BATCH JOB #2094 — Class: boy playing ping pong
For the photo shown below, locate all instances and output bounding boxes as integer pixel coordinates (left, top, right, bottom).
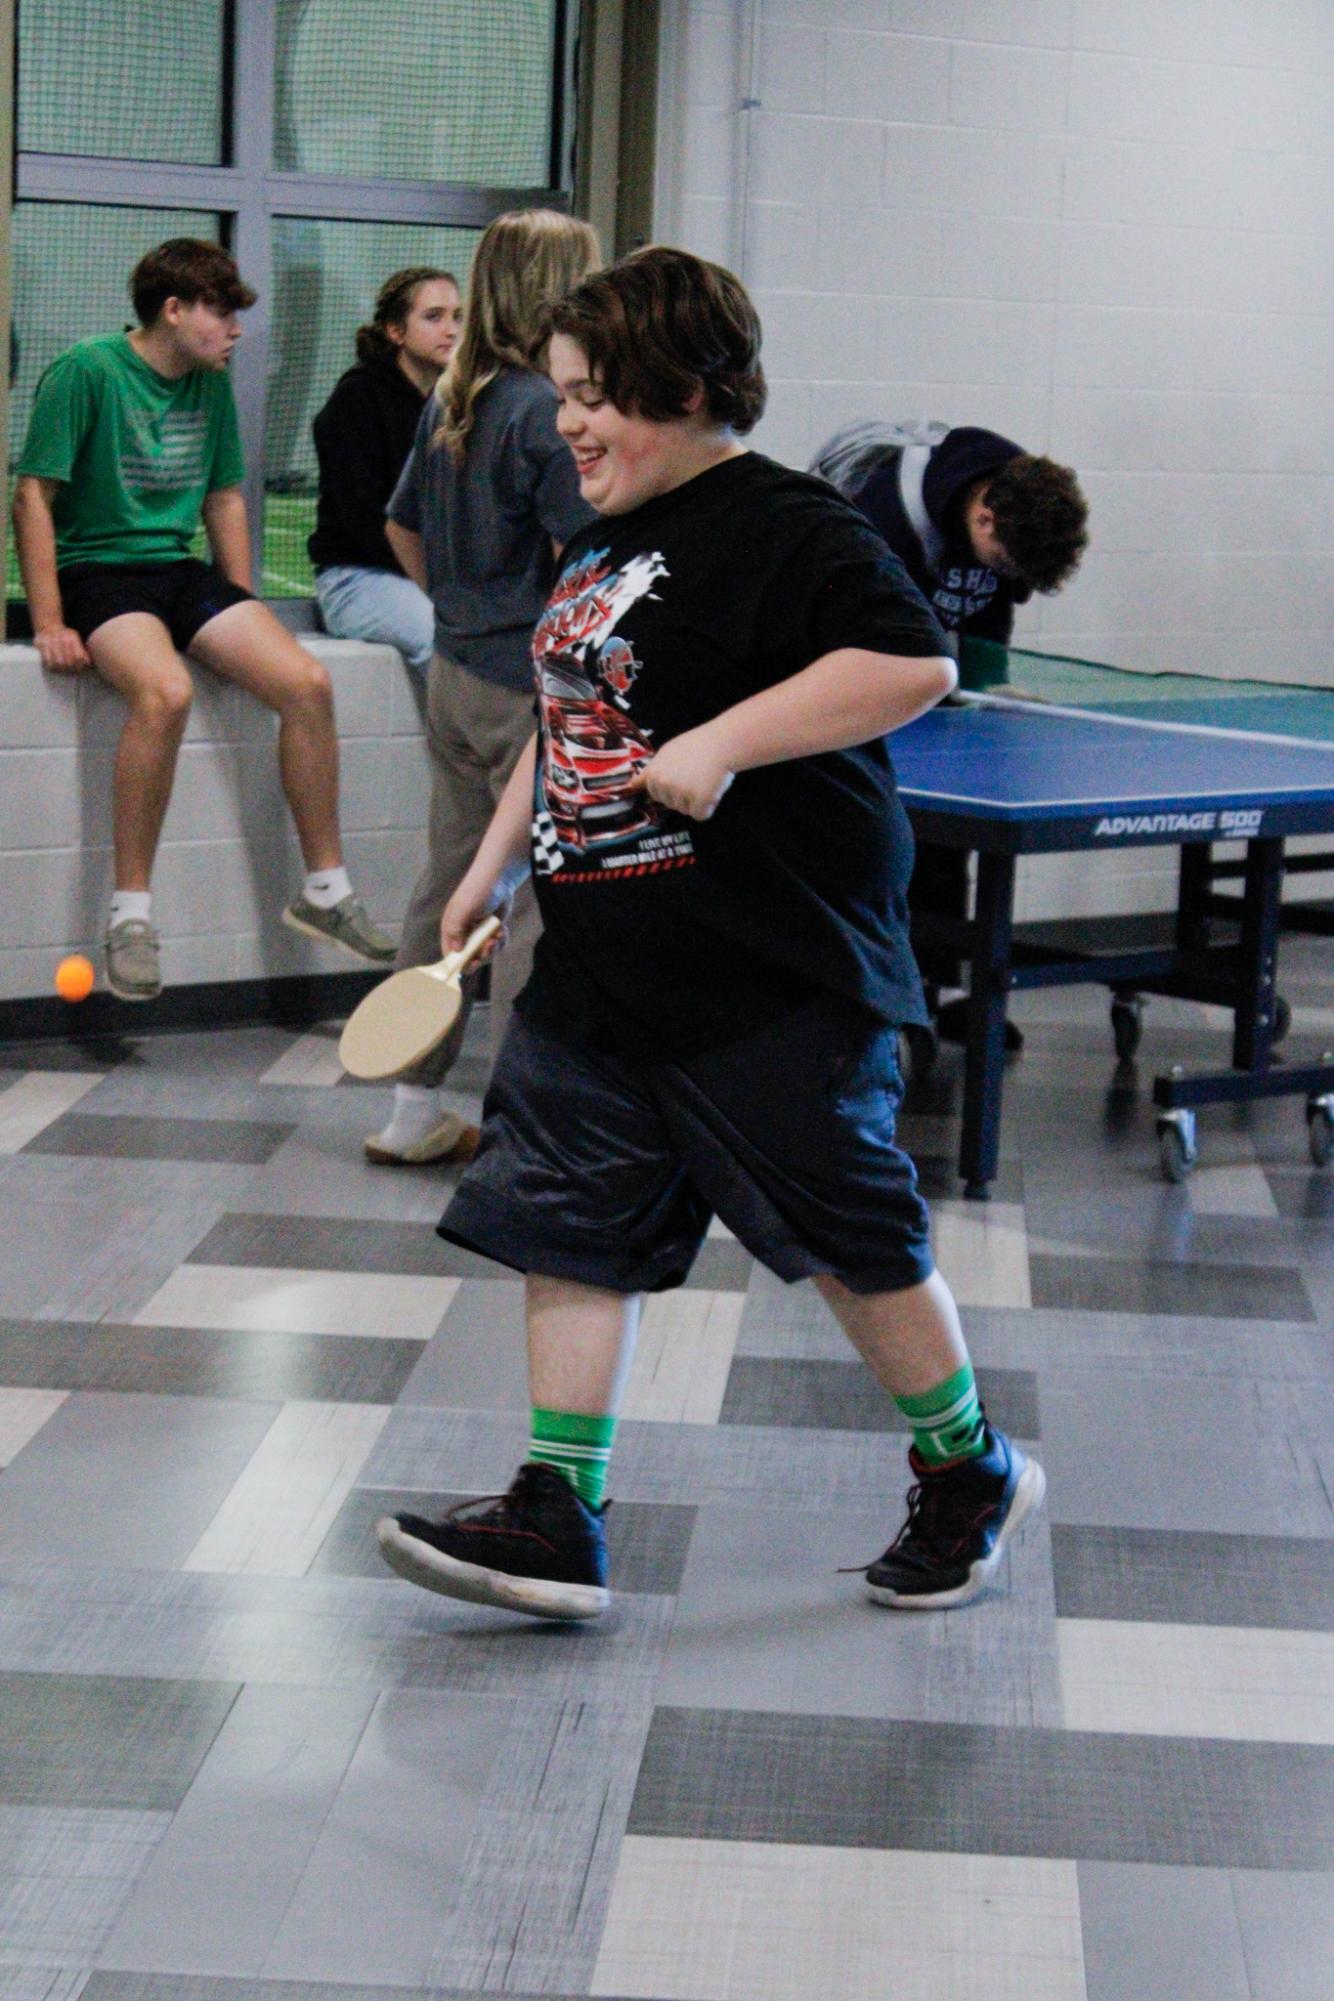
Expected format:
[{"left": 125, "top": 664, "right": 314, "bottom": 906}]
[{"left": 377, "top": 246, "right": 1044, "bottom": 1621}]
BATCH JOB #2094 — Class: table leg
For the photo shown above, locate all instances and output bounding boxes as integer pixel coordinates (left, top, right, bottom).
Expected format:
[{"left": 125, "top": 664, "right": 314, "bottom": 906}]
[
  {"left": 1232, "top": 836, "right": 1284, "bottom": 1071},
  {"left": 959, "top": 850, "right": 1016, "bottom": 1199}
]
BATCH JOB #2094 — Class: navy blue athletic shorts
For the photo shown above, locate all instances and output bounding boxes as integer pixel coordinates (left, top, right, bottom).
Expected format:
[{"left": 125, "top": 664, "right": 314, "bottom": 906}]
[
  {"left": 439, "top": 996, "right": 935, "bottom": 1297},
  {"left": 59, "top": 559, "right": 254, "bottom": 651}
]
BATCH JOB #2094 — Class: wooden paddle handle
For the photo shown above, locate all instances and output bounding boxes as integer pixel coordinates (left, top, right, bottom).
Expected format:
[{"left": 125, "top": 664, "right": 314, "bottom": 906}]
[{"left": 428, "top": 913, "right": 502, "bottom": 984}]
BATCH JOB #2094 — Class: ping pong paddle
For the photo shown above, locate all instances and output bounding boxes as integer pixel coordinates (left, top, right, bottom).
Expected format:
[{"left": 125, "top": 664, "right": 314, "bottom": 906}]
[{"left": 339, "top": 915, "right": 501, "bottom": 1081}]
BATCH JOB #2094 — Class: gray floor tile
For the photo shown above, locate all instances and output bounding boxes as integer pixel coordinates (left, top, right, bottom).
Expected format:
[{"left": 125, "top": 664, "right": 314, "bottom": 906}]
[
  {"left": 0, "top": 1675, "right": 238, "bottom": 1811},
  {"left": 655, "top": 1499, "right": 1059, "bottom": 1727},
  {"left": 1077, "top": 1861, "right": 1251, "bottom": 2001},
  {"left": 0, "top": 1807, "right": 171, "bottom": 1969},
  {"left": 311, "top": 1487, "right": 698, "bottom": 1596},
  {"left": 100, "top": 1685, "right": 377, "bottom": 1977},
  {"left": 23, "top": 1115, "right": 295, "bottom": 1167},
  {"left": 1039, "top": 1366, "right": 1334, "bottom": 1536},
  {"left": 0, "top": 1322, "right": 424, "bottom": 1404},
  {"left": 0, "top": 1970, "right": 97, "bottom": 2000},
  {"left": 735, "top": 1264, "right": 851, "bottom": 1362},
  {"left": 78, "top": 1983, "right": 599, "bottom": 2001},
  {"left": 0, "top": 1562, "right": 676, "bottom": 1704},
  {"left": 397, "top": 1282, "right": 529, "bottom": 1409},
  {"left": 186, "top": 1213, "right": 493, "bottom": 1280},
  {"left": 1053, "top": 1525, "right": 1334, "bottom": 1631},
  {"left": 0, "top": 1178, "right": 241, "bottom": 1325},
  {"left": 718, "top": 1357, "right": 1040, "bottom": 1437},
  {"left": 628, "top": 1706, "right": 1334, "bottom": 1868},
  {"left": 1230, "top": 1866, "right": 1334, "bottom": 2001},
  {"left": 1029, "top": 1251, "right": 1314, "bottom": 1322},
  {"left": 959, "top": 1303, "right": 1331, "bottom": 1382},
  {"left": 913, "top": 1152, "right": 1024, "bottom": 1202},
  {"left": 0, "top": 1394, "right": 278, "bottom": 1569}
]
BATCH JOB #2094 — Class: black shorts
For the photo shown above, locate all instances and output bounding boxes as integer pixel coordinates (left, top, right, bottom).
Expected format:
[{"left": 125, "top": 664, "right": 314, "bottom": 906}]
[
  {"left": 439, "top": 997, "right": 935, "bottom": 1297},
  {"left": 59, "top": 559, "right": 254, "bottom": 651}
]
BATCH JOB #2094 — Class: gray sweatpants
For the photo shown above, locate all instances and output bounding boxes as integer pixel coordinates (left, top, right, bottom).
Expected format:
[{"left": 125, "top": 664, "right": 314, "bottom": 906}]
[{"left": 395, "top": 652, "right": 539, "bottom": 1087}]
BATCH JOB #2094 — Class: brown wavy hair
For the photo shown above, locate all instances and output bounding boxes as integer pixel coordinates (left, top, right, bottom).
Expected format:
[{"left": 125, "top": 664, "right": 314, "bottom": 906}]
[
  {"left": 543, "top": 245, "right": 767, "bottom": 433},
  {"left": 355, "top": 267, "right": 457, "bottom": 365},
  {"left": 984, "top": 456, "right": 1089, "bottom": 593},
  {"left": 434, "top": 209, "right": 601, "bottom": 459},
  {"left": 130, "top": 239, "right": 256, "bottom": 325}
]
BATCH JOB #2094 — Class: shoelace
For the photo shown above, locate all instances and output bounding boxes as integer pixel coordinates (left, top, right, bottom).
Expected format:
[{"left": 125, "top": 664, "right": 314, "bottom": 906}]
[{"left": 838, "top": 1479, "right": 998, "bottom": 1575}]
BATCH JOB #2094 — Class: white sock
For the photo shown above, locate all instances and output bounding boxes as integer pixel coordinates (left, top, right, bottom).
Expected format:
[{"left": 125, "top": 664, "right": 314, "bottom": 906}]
[
  {"left": 377, "top": 1084, "right": 446, "bottom": 1151},
  {"left": 303, "top": 866, "right": 352, "bottom": 910},
  {"left": 109, "top": 890, "right": 152, "bottom": 928}
]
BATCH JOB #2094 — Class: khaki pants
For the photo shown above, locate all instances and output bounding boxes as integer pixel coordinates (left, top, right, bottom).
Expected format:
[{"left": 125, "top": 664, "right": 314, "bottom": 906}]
[{"left": 396, "top": 652, "right": 539, "bottom": 1086}]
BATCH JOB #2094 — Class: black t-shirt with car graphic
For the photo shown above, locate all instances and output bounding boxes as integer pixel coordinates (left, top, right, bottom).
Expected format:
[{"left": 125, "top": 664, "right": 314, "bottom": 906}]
[{"left": 518, "top": 450, "right": 949, "bottom": 1059}]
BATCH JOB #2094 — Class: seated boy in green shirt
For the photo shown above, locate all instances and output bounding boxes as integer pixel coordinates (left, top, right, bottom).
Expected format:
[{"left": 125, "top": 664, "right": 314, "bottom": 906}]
[{"left": 13, "top": 237, "right": 393, "bottom": 1000}]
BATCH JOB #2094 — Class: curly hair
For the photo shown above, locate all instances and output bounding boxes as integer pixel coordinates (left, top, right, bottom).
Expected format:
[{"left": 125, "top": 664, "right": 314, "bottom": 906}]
[
  {"left": 983, "top": 455, "right": 1089, "bottom": 593},
  {"left": 355, "top": 267, "right": 457, "bottom": 366},
  {"left": 543, "top": 245, "right": 767, "bottom": 434}
]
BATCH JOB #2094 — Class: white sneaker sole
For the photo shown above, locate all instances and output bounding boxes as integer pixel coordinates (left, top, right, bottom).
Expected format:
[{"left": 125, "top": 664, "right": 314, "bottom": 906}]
[
  {"left": 866, "top": 1457, "right": 1047, "bottom": 1611},
  {"left": 375, "top": 1517, "right": 609, "bottom": 1621},
  {"left": 363, "top": 1119, "right": 478, "bottom": 1166},
  {"left": 281, "top": 905, "right": 394, "bottom": 966}
]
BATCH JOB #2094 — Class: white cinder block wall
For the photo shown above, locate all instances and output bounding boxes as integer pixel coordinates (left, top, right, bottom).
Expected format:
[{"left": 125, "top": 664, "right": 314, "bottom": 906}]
[{"left": 654, "top": 0, "right": 1334, "bottom": 920}]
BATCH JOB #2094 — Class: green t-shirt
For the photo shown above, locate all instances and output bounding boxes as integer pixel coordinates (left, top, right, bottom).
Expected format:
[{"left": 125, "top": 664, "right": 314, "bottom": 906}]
[{"left": 16, "top": 332, "right": 246, "bottom": 568}]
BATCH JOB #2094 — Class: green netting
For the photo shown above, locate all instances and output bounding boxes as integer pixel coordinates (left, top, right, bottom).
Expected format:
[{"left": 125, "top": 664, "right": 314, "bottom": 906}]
[
  {"left": 1002, "top": 649, "right": 1334, "bottom": 744},
  {"left": 274, "top": 0, "right": 557, "bottom": 184},
  {"left": 18, "top": 0, "right": 226, "bottom": 164}
]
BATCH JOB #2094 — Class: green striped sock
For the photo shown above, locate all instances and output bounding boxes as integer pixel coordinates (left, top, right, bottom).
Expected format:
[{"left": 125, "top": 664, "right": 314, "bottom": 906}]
[
  {"left": 894, "top": 1362, "right": 986, "bottom": 1468},
  {"left": 528, "top": 1407, "right": 618, "bottom": 1510}
]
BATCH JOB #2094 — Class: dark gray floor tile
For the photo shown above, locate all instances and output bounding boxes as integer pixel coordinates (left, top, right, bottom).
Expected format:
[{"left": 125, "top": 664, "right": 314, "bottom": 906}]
[
  {"left": 1029, "top": 1252, "right": 1314, "bottom": 1322},
  {"left": 958, "top": 1303, "right": 1331, "bottom": 1384},
  {"left": 0, "top": 1804, "right": 171, "bottom": 1968},
  {"left": 186, "top": 1213, "right": 494, "bottom": 1279},
  {"left": 1052, "top": 1524, "right": 1334, "bottom": 1631},
  {"left": 0, "top": 1674, "right": 238, "bottom": 1811},
  {"left": 719, "top": 1357, "right": 1039, "bottom": 1437},
  {"left": 1230, "top": 1866, "right": 1334, "bottom": 2001},
  {"left": 684, "top": 1239, "right": 754, "bottom": 1290},
  {"left": 627, "top": 1707, "right": 1334, "bottom": 1868},
  {"left": 311, "top": 1486, "right": 698, "bottom": 1596},
  {"left": 1077, "top": 1862, "right": 1250, "bottom": 2001},
  {"left": 398, "top": 1282, "right": 528, "bottom": 1409},
  {"left": 912, "top": 1153, "right": 1024, "bottom": 1202},
  {"left": 0, "top": 1321, "right": 424, "bottom": 1404},
  {"left": 80, "top": 1983, "right": 603, "bottom": 2001},
  {"left": 23, "top": 1114, "right": 295, "bottom": 1165},
  {"left": 1265, "top": 1168, "right": 1334, "bottom": 1222},
  {"left": 100, "top": 1685, "right": 378, "bottom": 1977},
  {"left": 0, "top": 1394, "right": 278, "bottom": 1568}
]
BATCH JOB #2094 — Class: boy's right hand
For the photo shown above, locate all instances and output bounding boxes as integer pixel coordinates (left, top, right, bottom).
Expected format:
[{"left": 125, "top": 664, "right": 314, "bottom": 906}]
[
  {"left": 35, "top": 625, "right": 92, "bottom": 673},
  {"left": 441, "top": 880, "right": 511, "bottom": 962}
]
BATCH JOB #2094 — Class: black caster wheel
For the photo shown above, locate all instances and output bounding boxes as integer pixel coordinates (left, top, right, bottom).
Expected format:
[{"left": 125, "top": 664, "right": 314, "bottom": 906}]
[
  {"left": 1156, "top": 1111, "right": 1197, "bottom": 1183},
  {"left": 1308, "top": 1097, "right": 1334, "bottom": 1168},
  {"left": 1111, "top": 995, "right": 1143, "bottom": 1063}
]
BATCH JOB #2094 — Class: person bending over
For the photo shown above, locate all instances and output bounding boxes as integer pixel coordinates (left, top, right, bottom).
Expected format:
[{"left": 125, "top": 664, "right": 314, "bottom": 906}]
[
  {"left": 364, "top": 208, "right": 600, "bottom": 1167},
  {"left": 812, "top": 419, "right": 1089, "bottom": 1050},
  {"left": 13, "top": 237, "right": 393, "bottom": 1002},
  {"left": 375, "top": 246, "right": 1046, "bottom": 1623},
  {"left": 309, "top": 265, "right": 462, "bottom": 686}
]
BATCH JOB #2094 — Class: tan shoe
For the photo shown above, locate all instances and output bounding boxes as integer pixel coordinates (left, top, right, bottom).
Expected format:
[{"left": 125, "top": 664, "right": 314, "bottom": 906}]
[
  {"left": 364, "top": 1111, "right": 479, "bottom": 1166},
  {"left": 105, "top": 919, "right": 162, "bottom": 1001},
  {"left": 283, "top": 891, "right": 395, "bottom": 964}
]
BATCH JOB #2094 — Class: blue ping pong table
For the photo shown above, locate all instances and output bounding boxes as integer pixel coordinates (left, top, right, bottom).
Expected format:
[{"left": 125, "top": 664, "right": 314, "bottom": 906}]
[{"left": 892, "top": 696, "right": 1334, "bottom": 1196}]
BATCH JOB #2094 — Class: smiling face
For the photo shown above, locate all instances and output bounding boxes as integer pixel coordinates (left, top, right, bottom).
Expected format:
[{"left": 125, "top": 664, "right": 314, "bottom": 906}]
[
  {"left": 391, "top": 277, "right": 463, "bottom": 377},
  {"left": 549, "top": 331, "right": 736, "bottom": 516}
]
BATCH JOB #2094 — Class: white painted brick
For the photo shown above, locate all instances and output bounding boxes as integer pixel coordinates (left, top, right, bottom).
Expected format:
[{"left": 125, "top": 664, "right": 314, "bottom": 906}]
[
  {"left": 682, "top": 195, "right": 736, "bottom": 265},
  {"left": 158, "top": 932, "right": 244, "bottom": 989},
  {"left": 319, "top": 642, "right": 397, "bottom": 739},
  {"left": 750, "top": 379, "right": 816, "bottom": 471},
  {"left": 941, "top": 213, "right": 1060, "bottom": 302},
  {"left": 683, "top": 2, "right": 735, "bottom": 108},
  {"left": 893, "top": 0, "right": 1072, "bottom": 47},
  {"left": 816, "top": 205, "right": 940, "bottom": 294},
  {"left": 683, "top": 105, "right": 738, "bottom": 196},
  {"left": 758, "top": 20, "right": 826, "bottom": 115},
  {"left": 824, "top": 30, "right": 952, "bottom": 124},
  {"left": 0, "top": 750, "right": 82, "bottom": 851},
  {"left": 386, "top": 738, "right": 433, "bottom": 830},
  {"left": 1048, "top": 387, "right": 1334, "bottom": 477},
  {"left": 883, "top": 123, "right": 1066, "bottom": 216},
  {"left": 765, "top": 0, "right": 897, "bottom": 30},
  {"left": 387, "top": 663, "right": 427, "bottom": 738},
  {"left": 1070, "top": 0, "right": 1334, "bottom": 70},
  {"left": 751, "top": 112, "right": 883, "bottom": 206},
  {"left": 756, "top": 288, "right": 882, "bottom": 382},
  {"left": 1, "top": 655, "right": 80, "bottom": 747},
  {"left": 3, "top": 848, "right": 107, "bottom": 949},
  {"left": 879, "top": 297, "right": 1056, "bottom": 387},
  {"left": 745, "top": 201, "right": 824, "bottom": 289},
  {"left": 948, "top": 42, "right": 1070, "bottom": 132}
]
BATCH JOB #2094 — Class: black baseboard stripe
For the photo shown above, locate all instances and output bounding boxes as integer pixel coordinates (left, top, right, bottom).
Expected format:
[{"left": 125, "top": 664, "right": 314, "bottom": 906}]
[{"left": 0, "top": 969, "right": 382, "bottom": 1048}]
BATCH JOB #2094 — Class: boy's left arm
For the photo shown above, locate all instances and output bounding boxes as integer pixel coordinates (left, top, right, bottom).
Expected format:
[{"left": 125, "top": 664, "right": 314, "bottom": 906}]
[
  {"left": 202, "top": 485, "right": 253, "bottom": 592},
  {"left": 636, "top": 646, "right": 957, "bottom": 821}
]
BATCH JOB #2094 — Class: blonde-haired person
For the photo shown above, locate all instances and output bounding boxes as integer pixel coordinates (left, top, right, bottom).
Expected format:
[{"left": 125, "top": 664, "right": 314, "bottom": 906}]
[
  {"left": 310, "top": 266, "right": 462, "bottom": 685},
  {"left": 370, "top": 208, "right": 600, "bottom": 1165}
]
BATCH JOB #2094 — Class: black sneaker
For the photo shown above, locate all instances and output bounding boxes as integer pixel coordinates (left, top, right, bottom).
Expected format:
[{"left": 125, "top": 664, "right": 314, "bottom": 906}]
[
  {"left": 863, "top": 1424, "right": 1045, "bottom": 1610},
  {"left": 375, "top": 1462, "right": 609, "bottom": 1621}
]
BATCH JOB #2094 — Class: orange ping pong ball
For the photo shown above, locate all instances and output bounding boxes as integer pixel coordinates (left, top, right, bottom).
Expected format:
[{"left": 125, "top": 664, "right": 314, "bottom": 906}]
[{"left": 55, "top": 954, "right": 96, "bottom": 1003}]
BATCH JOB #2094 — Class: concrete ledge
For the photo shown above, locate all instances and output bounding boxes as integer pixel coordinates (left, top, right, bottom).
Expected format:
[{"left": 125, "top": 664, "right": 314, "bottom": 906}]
[{"left": 0, "top": 637, "right": 428, "bottom": 1006}]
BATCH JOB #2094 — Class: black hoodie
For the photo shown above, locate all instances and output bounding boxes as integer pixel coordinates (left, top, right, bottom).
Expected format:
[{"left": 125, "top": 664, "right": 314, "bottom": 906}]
[
  {"left": 850, "top": 425, "right": 1030, "bottom": 644},
  {"left": 308, "top": 353, "right": 428, "bottom": 574}
]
